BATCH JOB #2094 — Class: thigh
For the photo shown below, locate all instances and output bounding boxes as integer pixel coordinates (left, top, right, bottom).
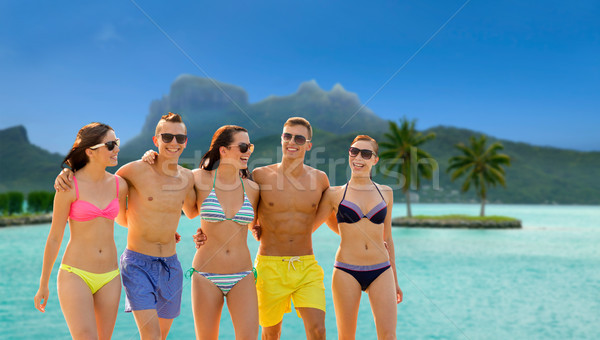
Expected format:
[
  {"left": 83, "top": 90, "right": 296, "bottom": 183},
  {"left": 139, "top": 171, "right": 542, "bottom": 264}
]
[
  {"left": 291, "top": 261, "right": 325, "bottom": 312},
  {"left": 331, "top": 268, "right": 362, "bottom": 339},
  {"left": 226, "top": 274, "right": 259, "bottom": 340},
  {"left": 261, "top": 321, "right": 283, "bottom": 340},
  {"left": 132, "top": 309, "right": 161, "bottom": 340},
  {"left": 255, "top": 260, "right": 292, "bottom": 328},
  {"left": 296, "top": 307, "right": 326, "bottom": 340},
  {"left": 121, "top": 255, "right": 157, "bottom": 313},
  {"left": 93, "top": 274, "right": 121, "bottom": 340},
  {"left": 191, "top": 273, "right": 225, "bottom": 340},
  {"left": 157, "top": 256, "right": 183, "bottom": 319},
  {"left": 57, "top": 269, "right": 98, "bottom": 339},
  {"left": 366, "top": 269, "right": 397, "bottom": 338},
  {"left": 158, "top": 317, "right": 174, "bottom": 340}
]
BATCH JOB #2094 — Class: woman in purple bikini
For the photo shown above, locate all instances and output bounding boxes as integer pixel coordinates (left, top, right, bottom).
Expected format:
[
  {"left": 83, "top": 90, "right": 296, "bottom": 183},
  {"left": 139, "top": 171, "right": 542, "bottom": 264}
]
[{"left": 315, "top": 135, "right": 402, "bottom": 339}]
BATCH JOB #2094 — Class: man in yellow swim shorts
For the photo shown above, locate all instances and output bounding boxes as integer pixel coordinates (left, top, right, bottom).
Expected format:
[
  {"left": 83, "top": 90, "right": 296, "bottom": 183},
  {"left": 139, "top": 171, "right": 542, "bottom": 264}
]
[{"left": 251, "top": 117, "right": 330, "bottom": 339}]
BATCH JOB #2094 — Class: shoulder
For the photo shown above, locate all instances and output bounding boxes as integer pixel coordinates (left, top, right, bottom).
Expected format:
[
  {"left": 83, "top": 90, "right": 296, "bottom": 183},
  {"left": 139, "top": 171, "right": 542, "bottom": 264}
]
[
  {"left": 55, "top": 185, "right": 77, "bottom": 203},
  {"left": 193, "top": 168, "right": 213, "bottom": 191},
  {"left": 113, "top": 174, "right": 128, "bottom": 196},
  {"left": 179, "top": 166, "right": 194, "bottom": 179},
  {"left": 325, "top": 185, "right": 344, "bottom": 201},
  {"left": 304, "top": 165, "right": 328, "bottom": 181},
  {"left": 243, "top": 178, "right": 260, "bottom": 192},
  {"left": 374, "top": 183, "right": 394, "bottom": 201},
  {"left": 116, "top": 160, "right": 147, "bottom": 177},
  {"left": 252, "top": 164, "right": 276, "bottom": 182}
]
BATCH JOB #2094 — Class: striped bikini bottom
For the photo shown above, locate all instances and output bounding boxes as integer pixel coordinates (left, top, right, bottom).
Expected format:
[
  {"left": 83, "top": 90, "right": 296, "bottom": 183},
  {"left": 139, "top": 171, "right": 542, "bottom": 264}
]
[{"left": 186, "top": 268, "right": 256, "bottom": 296}]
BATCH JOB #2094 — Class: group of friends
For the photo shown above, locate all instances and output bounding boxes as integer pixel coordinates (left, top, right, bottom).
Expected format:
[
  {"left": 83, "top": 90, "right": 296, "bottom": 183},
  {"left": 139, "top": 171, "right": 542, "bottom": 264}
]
[{"left": 34, "top": 113, "right": 403, "bottom": 340}]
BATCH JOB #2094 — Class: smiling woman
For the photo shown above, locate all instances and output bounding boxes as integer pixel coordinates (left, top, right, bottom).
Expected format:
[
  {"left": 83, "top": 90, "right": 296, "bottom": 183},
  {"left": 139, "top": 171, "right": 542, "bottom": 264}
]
[
  {"left": 185, "top": 125, "right": 260, "bottom": 339},
  {"left": 313, "top": 134, "right": 402, "bottom": 339},
  {"left": 34, "top": 122, "right": 128, "bottom": 339}
]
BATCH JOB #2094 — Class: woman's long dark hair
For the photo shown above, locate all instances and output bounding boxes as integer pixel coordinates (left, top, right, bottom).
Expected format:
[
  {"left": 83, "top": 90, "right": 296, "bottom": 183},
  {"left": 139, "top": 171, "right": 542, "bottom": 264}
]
[
  {"left": 62, "top": 123, "right": 113, "bottom": 172},
  {"left": 199, "top": 125, "right": 249, "bottom": 178}
]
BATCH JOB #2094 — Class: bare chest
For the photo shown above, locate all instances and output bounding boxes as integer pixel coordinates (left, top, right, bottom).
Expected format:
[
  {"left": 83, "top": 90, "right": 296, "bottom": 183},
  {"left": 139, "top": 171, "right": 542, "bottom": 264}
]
[
  {"left": 130, "top": 173, "right": 189, "bottom": 209},
  {"left": 259, "top": 180, "right": 322, "bottom": 214}
]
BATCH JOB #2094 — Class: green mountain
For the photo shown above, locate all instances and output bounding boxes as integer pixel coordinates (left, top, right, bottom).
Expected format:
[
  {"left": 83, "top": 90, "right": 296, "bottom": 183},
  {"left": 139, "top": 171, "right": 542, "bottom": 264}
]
[
  {"left": 0, "top": 126, "right": 64, "bottom": 193},
  {"left": 249, "top": 126, "right": 600, "bottom": 205},
  {"left": 1, "top": 75, "right": 599, "bottom": 204},
  {"left": 119, "top": 75, "right": 389, "bottom": 161}
]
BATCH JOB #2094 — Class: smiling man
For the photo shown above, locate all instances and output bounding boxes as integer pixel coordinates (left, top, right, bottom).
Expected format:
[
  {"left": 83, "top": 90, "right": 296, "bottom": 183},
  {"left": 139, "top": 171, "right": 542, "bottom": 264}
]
[
  {"left": 56, "top": 113, "right": 196, "bottom": 340},
  {"left": 250, "top": 117, "right": 330, "bottom": 340}
]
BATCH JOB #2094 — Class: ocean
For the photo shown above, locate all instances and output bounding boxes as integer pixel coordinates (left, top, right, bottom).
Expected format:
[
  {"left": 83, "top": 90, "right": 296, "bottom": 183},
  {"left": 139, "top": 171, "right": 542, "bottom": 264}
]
[{"left": 1, "top": 204, "right": 599, "bottom": 339}]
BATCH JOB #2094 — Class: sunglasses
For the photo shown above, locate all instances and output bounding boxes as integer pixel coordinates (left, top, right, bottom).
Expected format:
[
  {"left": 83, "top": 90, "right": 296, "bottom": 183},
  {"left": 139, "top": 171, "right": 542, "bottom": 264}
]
[
  {"left": 160, "top": 133, "right": 187, "bottom": 144},
  {"left": 281, "top": 133, "right": 310, "bottom": 146},
  {"left": 90, "top": 139, "right": 120, "bottom": 151},
  {"left": 349, "top": 147, "right": 376, "bottom": 160},
  {"left": 228, "top": 142, "right": 254, "bottom": 153}
]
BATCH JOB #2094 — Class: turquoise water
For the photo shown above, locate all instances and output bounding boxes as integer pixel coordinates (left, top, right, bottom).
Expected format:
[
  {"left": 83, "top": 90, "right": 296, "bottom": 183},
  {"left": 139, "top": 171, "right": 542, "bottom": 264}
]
[{"left": 1, "top": 204, "right": 599, "bottom": 339}]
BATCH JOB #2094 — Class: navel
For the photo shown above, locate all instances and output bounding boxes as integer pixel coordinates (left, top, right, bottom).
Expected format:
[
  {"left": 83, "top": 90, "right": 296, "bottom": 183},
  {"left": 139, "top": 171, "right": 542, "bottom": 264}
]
[
  {"left": 148, "top": 197, "right": 153, "bottom": 201},
  {"left": 268, "top": 202, "right": 274, "bottom": 206},
  {"left": 365, "top": 244, "right": 368, "bottom": 250}
]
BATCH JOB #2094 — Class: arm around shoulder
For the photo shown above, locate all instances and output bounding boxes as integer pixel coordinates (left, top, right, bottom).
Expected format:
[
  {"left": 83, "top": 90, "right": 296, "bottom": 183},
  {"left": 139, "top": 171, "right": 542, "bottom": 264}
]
[
  {"left": 115, "top": 175, "right": 129, "bottom": 227},
  {"left": 182, "top": 169, "right": 198, "bottom": 219}
]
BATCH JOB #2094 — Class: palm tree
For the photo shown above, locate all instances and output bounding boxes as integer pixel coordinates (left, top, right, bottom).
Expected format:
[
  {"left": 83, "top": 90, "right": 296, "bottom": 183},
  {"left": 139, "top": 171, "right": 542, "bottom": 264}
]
[
  {"left": 379, "top": 118, "right": 436, "bottom": 217},
  {"left": 447, "top": 135, "right": 511, "bottom": 216}
]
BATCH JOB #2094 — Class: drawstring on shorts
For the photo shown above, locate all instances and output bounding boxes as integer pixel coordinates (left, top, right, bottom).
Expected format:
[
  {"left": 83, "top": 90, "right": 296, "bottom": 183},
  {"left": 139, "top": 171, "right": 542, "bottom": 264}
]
[{"left": 282, "top": 256, "right": 301, "bottom": 271}]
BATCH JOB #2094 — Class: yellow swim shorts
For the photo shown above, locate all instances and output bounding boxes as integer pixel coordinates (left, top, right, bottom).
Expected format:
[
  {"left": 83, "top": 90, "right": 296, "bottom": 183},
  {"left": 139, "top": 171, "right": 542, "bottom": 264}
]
[{"left": 254, "top": 254, "right": 326, "bottom": 327}]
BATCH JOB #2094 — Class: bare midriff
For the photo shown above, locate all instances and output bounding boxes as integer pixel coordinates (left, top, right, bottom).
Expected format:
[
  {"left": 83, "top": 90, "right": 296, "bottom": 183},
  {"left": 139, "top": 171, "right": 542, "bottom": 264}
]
[{"left": 61, "top": 218, "right": 118, "bottom": 272}]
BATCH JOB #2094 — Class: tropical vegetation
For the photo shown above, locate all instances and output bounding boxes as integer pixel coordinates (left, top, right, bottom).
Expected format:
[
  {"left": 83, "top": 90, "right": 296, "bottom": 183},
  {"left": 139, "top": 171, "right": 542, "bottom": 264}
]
[
  {"left": 379, "top": 118, "right": 436, "bottom": 217},
  {"left": 447, "top": 135, "right": 511, "bottom": 216}
]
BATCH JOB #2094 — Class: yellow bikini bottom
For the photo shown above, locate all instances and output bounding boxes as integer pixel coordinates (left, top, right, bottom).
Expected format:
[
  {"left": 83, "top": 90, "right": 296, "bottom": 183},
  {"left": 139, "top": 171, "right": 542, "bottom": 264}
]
[{"left": 60, "top": 264, "right": 120, "bottom": 294}]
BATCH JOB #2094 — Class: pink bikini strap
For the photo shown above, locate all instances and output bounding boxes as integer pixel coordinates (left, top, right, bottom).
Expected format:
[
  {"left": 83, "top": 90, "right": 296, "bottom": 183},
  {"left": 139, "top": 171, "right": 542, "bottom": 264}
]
[{"left": 73, "top": 176, "right": 80, "bottom": 200}]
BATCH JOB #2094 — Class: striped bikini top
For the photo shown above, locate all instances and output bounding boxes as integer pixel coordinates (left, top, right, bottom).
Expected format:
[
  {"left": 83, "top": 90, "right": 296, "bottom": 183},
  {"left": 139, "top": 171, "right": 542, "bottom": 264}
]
[{"left": 200, "top": 170, "right": 255, "bottom": 225}]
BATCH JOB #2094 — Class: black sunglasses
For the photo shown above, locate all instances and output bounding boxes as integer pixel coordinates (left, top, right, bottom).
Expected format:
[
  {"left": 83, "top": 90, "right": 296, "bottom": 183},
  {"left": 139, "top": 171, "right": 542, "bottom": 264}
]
[
  {"left": 90, "top": 139, "right": 120, "bottom": 151},
  {"left": 349, "top": 147, "right": 376, "bottom": 160},
  {"left": 160, "top": 133, "right": 187, "bottom": 144},
  {"left": 281, "top": 133, "right": 310, "bottom": 145},
  {"left": 228, "top": 142, "right": 254, "bottom": 153}
]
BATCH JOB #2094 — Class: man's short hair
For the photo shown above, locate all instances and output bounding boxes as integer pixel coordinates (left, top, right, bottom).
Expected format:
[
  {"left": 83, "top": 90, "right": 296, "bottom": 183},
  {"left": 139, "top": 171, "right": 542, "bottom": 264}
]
[
  {"left": 155, "top": 112, "right": 187, "bottom": 135},
  {"left": 283, "top": 117, "right": 312, "bottom": 140}
]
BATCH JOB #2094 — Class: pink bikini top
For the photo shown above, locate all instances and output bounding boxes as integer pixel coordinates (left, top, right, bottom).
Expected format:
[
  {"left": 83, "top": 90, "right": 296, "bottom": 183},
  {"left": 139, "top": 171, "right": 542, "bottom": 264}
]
[{"left": 69, "top": 175, "right": 120, "bottom": 222}]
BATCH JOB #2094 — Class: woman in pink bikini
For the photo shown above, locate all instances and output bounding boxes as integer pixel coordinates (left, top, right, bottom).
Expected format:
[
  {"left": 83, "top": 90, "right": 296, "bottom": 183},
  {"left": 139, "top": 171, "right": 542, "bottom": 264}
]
[
  {"left": 315, "top": 135, "right": 402, "bottom": 339},
  {"left": 34, "top": 122, "right": 128, "bottom": 339}
]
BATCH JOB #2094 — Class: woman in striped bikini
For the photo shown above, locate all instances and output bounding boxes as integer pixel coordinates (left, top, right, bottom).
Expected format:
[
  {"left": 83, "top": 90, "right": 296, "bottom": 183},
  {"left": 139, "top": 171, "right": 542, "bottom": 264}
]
[
  {"left": 314, "top": 135, "right": 402, "bottom": 339},
  {"left": 189, "top": 125, "right": 260, "bottom": 339}
]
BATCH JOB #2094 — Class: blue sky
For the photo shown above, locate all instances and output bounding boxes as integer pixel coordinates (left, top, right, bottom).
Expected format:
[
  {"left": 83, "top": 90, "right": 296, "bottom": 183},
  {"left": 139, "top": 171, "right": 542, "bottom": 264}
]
[{"left": 1, "top": 0, "right": 598, "bottom": 153}]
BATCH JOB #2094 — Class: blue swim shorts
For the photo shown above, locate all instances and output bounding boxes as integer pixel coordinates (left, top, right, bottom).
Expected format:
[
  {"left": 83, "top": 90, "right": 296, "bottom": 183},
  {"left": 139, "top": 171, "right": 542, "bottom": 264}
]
[{"left": 120, "top": 248, "right": 183, "bottom": 319}]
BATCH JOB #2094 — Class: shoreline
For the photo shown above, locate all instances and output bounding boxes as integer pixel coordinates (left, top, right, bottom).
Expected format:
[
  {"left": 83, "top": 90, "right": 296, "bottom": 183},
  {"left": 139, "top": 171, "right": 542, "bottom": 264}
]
[
  {"left": 0, "top": 213, "right": 52, "bottom": 227},
  {"left": 392, "top": 217, "right": 522, "bottom": 229}
]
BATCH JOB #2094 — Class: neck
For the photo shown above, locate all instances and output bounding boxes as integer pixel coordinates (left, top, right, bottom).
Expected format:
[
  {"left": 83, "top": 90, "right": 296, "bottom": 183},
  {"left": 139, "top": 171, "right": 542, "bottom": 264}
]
[
  {"left": 78, "top": 163, "right": 106, "bottom": 181},
  {"left": 349, "top": 174, "right": 372, "bottom": 189},
  {"left": 280, "top": 157, "right": 305, "bottom": 177},
  {"left": 155, "top": 154, "right": 179, "bottom": 176},
  {"left": 216, "top": 163, "right": 240, "bottom": 184}
]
